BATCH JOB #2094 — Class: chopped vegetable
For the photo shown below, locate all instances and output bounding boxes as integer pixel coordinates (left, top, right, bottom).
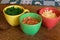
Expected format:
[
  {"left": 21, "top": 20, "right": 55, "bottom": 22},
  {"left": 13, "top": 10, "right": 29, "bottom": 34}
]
[
  {"left": 5, "top": 7, "right": 24, "bottom": 15},
  {"left": 22, "top": 16, "right": 39, "bottom": 25},
  {"left": 42, "top": 10, "right": 57, "bottom": 18}
]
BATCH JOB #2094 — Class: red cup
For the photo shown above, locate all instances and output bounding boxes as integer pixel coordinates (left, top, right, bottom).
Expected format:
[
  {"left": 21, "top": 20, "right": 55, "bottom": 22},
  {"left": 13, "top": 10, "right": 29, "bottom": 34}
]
[{"left": 38, "top": 7, "right": 60, "bottom": 29}]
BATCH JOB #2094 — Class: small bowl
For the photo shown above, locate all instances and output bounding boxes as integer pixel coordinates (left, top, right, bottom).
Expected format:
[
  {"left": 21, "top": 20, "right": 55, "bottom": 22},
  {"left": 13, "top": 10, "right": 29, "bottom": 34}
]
[
  {"left": 38, "top": 7, "right": 60, "bottom": 29},
  {"left": 19, "top": 12, "right": 42, "bottom": 35},
  {"left": 3, "top": 5, "right": 29, "bottom": 26}
]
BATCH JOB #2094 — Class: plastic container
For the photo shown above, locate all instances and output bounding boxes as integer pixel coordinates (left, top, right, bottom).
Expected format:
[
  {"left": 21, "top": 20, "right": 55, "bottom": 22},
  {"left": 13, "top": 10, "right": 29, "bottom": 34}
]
[
  {"left": 38, "top": 7, "right": 60, "bottom": 29},
  {"left": 19, "top": 12, "right": 42, "bottom": 35},
  {"left": 3, "top": 5, "right": 29, "bottom": 26}
]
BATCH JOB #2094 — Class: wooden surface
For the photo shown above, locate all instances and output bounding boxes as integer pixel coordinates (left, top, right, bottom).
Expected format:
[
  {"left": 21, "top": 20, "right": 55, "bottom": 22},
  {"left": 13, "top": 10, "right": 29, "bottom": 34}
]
[
  {"left": 0, "top": 4, "right": 60, "bottom": 40},
  {"left": 0, "top": 0, "right": 1, "bottom": 2}
]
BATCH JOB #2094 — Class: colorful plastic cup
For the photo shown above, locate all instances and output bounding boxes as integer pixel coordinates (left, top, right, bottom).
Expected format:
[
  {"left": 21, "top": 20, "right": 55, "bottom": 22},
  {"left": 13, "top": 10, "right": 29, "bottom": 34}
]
[
  {"left": 38, "top": 7, "right": 60, "bottom": 29},
  {"left": 19, "top": 12, "right": 42, "bottom": 35},
  {"left": 3, "top": 5, "right": 29, "bottom": 26}
]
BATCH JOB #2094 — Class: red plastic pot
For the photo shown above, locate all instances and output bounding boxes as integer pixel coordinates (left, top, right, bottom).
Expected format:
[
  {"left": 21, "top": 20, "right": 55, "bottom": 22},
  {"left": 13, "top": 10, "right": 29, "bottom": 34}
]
[{"left": 38, "top": 7, "right": 60, "bottom": 29}]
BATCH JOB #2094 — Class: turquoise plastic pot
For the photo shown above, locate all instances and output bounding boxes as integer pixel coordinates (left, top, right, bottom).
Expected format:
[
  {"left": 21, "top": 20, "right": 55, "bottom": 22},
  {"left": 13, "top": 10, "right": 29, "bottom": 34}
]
[{"left": 19, "top": 12, "right": 42, "bottom": 35}]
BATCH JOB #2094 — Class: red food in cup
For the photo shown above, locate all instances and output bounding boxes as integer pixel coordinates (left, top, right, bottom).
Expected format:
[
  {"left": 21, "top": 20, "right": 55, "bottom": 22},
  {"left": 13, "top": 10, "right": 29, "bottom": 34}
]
[{"left": 22, "top": 16, "right": 39, "bottom": 25}]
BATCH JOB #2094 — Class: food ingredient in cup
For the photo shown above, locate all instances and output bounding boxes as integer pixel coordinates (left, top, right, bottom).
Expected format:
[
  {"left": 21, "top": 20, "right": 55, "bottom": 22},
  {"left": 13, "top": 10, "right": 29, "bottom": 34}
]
[
  {"left": 22, "top": 16, "right": 39, "bottom": 25},
  {"left": 5, "top": 7, "right": 23, "bottom": 15},
  {"left": 42, "top": 10, "right": 57, "bottom": 18}
]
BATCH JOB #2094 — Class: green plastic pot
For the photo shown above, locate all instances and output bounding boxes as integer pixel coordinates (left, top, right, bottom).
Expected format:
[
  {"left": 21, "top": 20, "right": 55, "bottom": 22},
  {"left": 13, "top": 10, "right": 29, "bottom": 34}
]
[{"left": 19, "top": 12, "right": 42, "bottom": 35}]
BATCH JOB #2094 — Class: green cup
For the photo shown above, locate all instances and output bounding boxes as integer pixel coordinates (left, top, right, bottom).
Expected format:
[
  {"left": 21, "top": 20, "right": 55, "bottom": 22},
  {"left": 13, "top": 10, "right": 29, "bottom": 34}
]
[{"left": 19, "top": 12, "right": 42, "bottom": 35}]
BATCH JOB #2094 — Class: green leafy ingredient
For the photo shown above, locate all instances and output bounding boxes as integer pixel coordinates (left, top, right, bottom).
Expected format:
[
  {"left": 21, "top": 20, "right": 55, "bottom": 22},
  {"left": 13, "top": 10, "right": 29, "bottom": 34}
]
[{"left": 5, "top": 7, "right": 24, "bottom": 15}]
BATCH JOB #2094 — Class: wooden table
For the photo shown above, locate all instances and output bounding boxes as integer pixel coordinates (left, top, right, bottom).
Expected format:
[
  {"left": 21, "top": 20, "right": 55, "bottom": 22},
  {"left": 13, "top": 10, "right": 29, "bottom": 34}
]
[
  {"left": 0, "top": 4, "right": 60, "bottom": 40},
  {"left": 0, "top": 0, "right": 1, "bottom": 2}
]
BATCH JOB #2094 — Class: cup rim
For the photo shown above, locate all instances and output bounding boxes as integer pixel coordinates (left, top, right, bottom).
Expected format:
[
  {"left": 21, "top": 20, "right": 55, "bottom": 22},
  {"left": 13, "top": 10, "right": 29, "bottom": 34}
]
[
  {"left": 19, "top": 12, "right": 42, "bottom": 26},
  {"left": 3, "top": 5, "right": 25, "bottom": 16}
]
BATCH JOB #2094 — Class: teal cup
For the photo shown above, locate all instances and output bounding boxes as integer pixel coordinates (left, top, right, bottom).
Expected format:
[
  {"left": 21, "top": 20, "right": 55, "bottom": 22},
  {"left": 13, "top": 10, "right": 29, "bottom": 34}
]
[{"left": 19, "top": 12, "right": 42, "bottom": 35}]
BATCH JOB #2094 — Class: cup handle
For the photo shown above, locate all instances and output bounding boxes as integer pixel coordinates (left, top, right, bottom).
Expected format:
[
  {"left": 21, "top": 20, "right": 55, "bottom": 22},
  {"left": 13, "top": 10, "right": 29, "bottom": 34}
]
[{"left": 23, "top": 9, "right": 30, "bottom": 13}]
